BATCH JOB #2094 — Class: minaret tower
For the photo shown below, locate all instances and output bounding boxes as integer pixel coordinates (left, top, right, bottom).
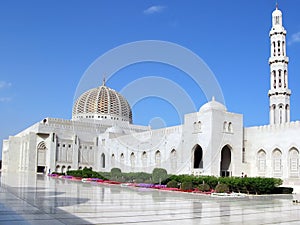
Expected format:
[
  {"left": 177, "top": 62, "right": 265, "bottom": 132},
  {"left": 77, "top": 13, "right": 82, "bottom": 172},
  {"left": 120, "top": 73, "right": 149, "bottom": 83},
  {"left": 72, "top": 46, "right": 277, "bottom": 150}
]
[{"left": 268, "top": 4, "right": 291, "bottom": 125}]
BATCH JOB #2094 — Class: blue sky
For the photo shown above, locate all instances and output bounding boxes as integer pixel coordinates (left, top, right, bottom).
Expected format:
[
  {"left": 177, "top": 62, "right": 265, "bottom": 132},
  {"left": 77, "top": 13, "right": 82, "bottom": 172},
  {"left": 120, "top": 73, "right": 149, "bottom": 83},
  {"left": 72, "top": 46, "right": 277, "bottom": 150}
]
[{"left": 1, "top": 1, "right": 300, "bottom": 158}]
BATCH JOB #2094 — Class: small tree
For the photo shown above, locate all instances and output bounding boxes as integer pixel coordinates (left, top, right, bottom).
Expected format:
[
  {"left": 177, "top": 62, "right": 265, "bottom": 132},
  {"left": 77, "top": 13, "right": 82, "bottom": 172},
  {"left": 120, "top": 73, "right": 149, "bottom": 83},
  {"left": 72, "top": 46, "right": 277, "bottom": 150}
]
[
  {"left": 152, "top": 168, "right": 168, "bottom": 184},
  {"left": 111, "top": 168, "right": 122, "bottom": 180}
]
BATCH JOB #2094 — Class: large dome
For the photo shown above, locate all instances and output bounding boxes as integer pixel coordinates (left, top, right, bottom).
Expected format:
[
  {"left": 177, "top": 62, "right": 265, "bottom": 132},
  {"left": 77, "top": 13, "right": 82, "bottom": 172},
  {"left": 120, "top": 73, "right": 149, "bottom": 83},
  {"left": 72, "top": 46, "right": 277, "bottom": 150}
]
[{"left": 72, "top": 83, "right": 132, "bottom": 123}]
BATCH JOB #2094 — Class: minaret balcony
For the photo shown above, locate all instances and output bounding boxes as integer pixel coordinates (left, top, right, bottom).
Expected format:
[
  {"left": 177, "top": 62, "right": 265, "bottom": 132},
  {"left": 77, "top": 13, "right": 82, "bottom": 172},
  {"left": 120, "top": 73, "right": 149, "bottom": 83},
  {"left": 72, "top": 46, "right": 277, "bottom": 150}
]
[
  {"left": 269, "top": 56, "right": 289, "bottom": 64},
  {"left": 268, "top": 88, "right": 291, "bottom": 97}
]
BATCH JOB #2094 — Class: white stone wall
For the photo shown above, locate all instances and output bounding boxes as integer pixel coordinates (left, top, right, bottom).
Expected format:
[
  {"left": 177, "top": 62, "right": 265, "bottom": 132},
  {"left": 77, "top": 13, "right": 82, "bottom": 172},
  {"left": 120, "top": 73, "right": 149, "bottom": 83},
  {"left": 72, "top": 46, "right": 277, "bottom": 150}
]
[{"left": 245, "top": 121, "right": 300, "bottom": 179}]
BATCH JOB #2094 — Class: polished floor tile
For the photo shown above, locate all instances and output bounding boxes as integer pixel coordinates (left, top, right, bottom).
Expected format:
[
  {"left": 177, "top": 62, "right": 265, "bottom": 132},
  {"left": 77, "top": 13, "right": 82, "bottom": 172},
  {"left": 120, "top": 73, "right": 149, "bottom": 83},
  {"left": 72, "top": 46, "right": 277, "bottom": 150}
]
[{"left": 0, "top": 172, "right": 299, "bottom": 225}]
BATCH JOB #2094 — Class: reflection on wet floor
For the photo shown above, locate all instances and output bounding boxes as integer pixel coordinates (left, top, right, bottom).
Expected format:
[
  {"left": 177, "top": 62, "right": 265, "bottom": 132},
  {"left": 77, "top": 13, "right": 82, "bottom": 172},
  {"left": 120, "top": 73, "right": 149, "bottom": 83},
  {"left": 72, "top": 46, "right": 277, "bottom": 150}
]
[{"left": 0, "top": 172, "right": 299, "bottom": 225}]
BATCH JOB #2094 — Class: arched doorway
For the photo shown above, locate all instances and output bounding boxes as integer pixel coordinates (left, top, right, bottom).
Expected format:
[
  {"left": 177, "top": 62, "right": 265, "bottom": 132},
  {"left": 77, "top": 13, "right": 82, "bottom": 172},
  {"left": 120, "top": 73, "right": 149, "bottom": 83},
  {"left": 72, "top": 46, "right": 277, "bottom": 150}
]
[
  {"left": 193, "top": 145, "right": 203, "bottom": 169},
  {"left": 220, "top": 145, "right": 231, "bottom": 177},
  {"left": 37, "top": 141, "right": 47, "bottom": 173}
]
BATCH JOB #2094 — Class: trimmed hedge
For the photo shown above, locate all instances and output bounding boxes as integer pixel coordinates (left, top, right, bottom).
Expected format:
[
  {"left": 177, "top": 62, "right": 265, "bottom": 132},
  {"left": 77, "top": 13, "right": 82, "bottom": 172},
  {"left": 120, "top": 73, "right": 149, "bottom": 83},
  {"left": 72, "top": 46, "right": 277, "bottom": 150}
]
[
  {"left": 215, "top": 183, "right": 229, "bottom": 193},
  {"left": 165, "top": 174, "right": 283, "bottom": 194},
  {"left": 66, "top": 168, "right": 287, "bottom": 195},
  {"left": 67, "top": 168, "right": 106, "bottom": 180}
]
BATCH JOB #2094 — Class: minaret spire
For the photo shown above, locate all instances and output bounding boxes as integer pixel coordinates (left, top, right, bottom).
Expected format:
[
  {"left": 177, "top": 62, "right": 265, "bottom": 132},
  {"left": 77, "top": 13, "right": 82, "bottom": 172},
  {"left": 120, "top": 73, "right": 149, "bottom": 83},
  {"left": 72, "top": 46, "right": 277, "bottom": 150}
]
[{"left": 268, "top": 5, "right": 291, "bottom": 125}]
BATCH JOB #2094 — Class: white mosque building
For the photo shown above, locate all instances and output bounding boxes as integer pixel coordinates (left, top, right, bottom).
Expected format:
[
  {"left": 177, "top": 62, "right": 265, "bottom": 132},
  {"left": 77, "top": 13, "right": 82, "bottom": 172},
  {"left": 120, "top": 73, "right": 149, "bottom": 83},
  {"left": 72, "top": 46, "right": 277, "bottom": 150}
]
[{"left": 2, "top": 6, "right": 300, "bottom": 182}]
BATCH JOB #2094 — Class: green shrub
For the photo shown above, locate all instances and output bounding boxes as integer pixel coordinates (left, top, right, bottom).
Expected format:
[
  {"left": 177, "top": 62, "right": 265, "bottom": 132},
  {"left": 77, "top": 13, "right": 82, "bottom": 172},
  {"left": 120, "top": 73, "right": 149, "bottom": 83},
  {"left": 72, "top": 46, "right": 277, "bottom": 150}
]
[
  {"left": 167, "top": 180, "right": 178, "bottom": 188},
  {"left": 198, "top": 183, "right": 210, "bottom": 192},
  {"left": 273, "top": 187, "right": 293, "bottom": 194},
  {"left": 152, "top": 168, "right": 168, "bottom": 184},
  {"left": 215, "top": 183, "right": 229, "bottom": 193},
  {"left": 181, "top": 181, "right": 193, "bottom": 191},
  {"left": 110, "top": 168, "right": 122, "bottom": 180}
]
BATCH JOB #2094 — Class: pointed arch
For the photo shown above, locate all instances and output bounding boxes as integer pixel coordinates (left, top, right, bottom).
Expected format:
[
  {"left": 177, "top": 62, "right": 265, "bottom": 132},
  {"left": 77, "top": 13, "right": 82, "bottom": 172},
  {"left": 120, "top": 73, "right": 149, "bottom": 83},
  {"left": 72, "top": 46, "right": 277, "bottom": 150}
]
[
  {"left": 220, "top": 145, "right": 232, "bottom": 177},
  {"left": 55, "top": 165, "right": 60, "bottom": 172},
  {"left": 272, "top": 149, "right": 282, "bottom": 177},
  {"left": 228, "top": 122, "right": 233, "bottom": 132},
  {"left": 193, "top": 144, "right": 203, "bottom": 169},
  {"left": 130, "top": 152, "right": 135, "bottom": 171},
  {"left": 101, "top": 153, "right": 105, "bottom": 168},
  {"left": 257, "top": 149, "right": 266, "bottom": 174},
  {"left": 289, "top": 147, "right": 299, "bottom": 178},
  {"left": 111, "top": 153, "right": 115, "bottom": 167},
  {"left": 141, "top": 151, "right": 147, "bottom": 167},
  {"left": 37, "top": 141, "right": 47, "bottom": 173},
  {"left": 61, "top": 165, "right": 66, "bottom": 174},
  {"left": 155, "top": 150, "right": 161, "bottom": 167},
  {"left": 170, "top": 149, "right": 177, "bottom": 171},
  {"left": 223, "top": 122, "right": 227, "bottom": 132}
]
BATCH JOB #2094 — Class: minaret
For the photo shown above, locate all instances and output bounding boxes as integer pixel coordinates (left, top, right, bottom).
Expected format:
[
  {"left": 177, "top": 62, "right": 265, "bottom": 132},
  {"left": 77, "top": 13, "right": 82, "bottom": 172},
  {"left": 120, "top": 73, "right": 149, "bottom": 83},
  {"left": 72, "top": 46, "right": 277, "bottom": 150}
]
[{"left": 268, "top": 4, "right": 291, "bottom": 125}]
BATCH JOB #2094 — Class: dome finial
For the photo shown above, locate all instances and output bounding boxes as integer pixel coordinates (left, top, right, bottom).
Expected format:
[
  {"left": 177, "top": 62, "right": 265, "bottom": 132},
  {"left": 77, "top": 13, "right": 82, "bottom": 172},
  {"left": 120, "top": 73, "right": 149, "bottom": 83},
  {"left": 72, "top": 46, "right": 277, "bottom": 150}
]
[
  {"left": 276, "top": 1, "right": 278, "bottom": 10},
  {"left": 102, "top": 76, "right": 106, "bottom": 86}
]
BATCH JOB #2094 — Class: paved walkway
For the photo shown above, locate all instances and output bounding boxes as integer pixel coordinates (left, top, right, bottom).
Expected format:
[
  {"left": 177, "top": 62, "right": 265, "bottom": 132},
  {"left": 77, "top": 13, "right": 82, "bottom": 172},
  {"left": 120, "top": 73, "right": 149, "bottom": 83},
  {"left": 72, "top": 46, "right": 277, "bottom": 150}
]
[{"left": 1, "top": 172, "right": 300, "bottom": 225}]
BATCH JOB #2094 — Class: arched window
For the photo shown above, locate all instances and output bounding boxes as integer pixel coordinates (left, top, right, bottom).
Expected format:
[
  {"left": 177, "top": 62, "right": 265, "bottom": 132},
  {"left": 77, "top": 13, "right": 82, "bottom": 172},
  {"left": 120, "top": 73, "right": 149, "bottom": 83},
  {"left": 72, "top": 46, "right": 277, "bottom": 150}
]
[
  {"left": 130, "top": 152, "right": 135, "bottom": 170},
  {"left": 120, "top": 153, "right": 125, "bottom": 169},
  {"left": 273, "top": 71, "right": 276, "bottom": 89},
  {"left": 277, "top": 40, "right": 281, "bottom": 56},
  {"left": 223, "top": 121, "right": 227, "bottom": 132},
  {"left": 228, "top": 122, "right": 232, "bottom": 133},
  {"left": 282, "top": 41, "right": 285, "bottom": 56},
  {"left": 111, "top": 154, "right": 115, "bottom": 167},
  {"left": 285, "top": 104, "right": 289, "bottom": 122},
  {"left": 279, "top": 104, "right": 283, "bottom": 124},
  {"left": 170, "top": 149, "right": 177, "bottom": 171},
  {"left": 101, "top": 153, "right": 105, "bottom": 168},
  {"left": 142, "top": 151, "right": 147, "bottom": 167},
  {"left": 284, "top": 70, "right": 287, "bottom": 88},
  {"left": 257, "top": 150, "right": 266, "bottom": 173},
  {"left": 272, "top": 149, "right": 282, "bottom": 177},
  {"left": 272, "top": 104, "right": 276, "bottom": 124},
  {"left": 61, "top": 165, "right": 66, "bottom": 174},
  {"left": 197, "top": 121, "right": 201, "bottom": 131},
  {"left": 289, "top": 148, "right": 299, "bottom": 178},
  {"left": 278, "top": 70, "right": 282, "bottom": 87},
  {"left": 155, "top": 150, "right": 161, "bottom": 167},
  {"left": 273, "top": 41, "right": 276, "bottom": 56},
  {"left": 275, "top": 16, "right": 279, "bottom": 25}
]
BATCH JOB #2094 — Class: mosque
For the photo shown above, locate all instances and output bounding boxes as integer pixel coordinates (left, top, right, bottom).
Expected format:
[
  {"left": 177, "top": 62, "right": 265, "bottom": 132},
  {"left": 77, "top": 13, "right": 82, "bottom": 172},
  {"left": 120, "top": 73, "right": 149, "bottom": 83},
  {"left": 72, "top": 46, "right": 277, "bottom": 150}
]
[{"left": 2, "top": 6, "right": 300, "bottom": 182}]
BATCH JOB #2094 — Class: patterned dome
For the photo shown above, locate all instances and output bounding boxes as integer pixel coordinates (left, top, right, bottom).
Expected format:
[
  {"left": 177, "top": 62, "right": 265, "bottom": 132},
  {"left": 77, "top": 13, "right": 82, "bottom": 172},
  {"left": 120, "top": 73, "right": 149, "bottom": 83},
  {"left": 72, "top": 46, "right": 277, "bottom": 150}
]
[{"left": 72, "top": 83, "right": 132, "bottom": 123}]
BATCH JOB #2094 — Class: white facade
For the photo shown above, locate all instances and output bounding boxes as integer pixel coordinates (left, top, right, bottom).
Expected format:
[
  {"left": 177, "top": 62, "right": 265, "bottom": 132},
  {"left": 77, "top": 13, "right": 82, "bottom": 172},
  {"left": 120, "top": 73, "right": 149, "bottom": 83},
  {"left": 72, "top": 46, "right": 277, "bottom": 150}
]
[{"left": 2, "top": 6, "right": 300, "bottom": 182}]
